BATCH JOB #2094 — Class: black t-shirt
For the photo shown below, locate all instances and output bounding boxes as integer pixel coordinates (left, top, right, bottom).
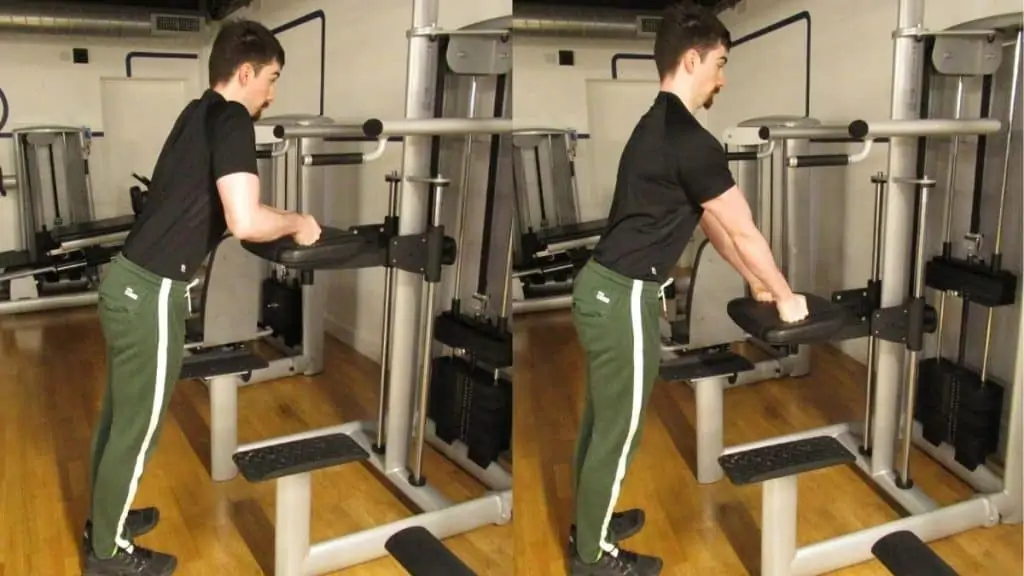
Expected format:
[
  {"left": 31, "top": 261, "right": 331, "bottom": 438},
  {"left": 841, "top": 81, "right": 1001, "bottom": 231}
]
[
  {"left": 123, "top": 89, "right": 258, "bottom": 281},
  {"left": 591, "top": 91, "right": 736, "bottom": 284}
]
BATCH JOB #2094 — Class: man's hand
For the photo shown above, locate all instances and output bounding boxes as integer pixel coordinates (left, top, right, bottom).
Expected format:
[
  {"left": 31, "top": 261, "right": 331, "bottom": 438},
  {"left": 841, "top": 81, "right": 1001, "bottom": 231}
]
[
  {"left": 751, "top": 283, "right": 774, "bottom": 302},
  {"left": 775, "top": 293, "right": 809, "bottom": 323},
  {"left": 293, "top": 214, "right": 322, "bottom": 246}
]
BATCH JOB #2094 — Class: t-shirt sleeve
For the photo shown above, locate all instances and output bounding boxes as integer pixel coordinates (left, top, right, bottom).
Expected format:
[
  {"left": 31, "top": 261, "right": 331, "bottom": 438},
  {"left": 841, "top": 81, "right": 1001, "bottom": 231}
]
[
  {"left": 676, "top": 133, "right": 736, "bottom": 206},
  {"left": 210, "top": 103, "right": 258, "bottom": 180}
]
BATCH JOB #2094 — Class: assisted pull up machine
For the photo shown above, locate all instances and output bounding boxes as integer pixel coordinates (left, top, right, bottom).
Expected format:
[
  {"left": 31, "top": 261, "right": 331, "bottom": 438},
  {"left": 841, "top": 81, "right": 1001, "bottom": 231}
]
[
  {"left": 686, "top": 10, "right": 1022, "bottom": 576},
  {"left": 224, "top": 103, "right": 513, "bottom": 576}
]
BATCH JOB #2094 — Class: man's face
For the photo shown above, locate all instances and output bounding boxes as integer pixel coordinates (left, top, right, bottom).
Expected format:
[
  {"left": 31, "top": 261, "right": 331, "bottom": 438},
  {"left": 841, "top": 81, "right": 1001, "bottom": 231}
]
[
  {"left": 683, "top": 43, "right": 728, "bottom": 109},
  {"left": 239, "top": 60, "right": 281, "bottom": 119}
]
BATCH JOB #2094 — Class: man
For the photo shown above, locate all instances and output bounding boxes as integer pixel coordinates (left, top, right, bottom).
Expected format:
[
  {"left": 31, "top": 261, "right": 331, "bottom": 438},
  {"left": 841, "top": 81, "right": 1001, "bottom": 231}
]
[
  {"left": 82, "top": 19, "right": 322, "bottom": 576},
  {"left": 567, "top": 3, "right": 809, "bottom": 575}
]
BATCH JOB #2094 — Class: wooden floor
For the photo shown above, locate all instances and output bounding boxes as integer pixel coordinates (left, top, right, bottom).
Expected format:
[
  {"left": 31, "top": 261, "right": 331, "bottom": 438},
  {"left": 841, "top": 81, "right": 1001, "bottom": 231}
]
[
  {"left": 0, "top": 307, "right": 512, "bottom": 575},
  {"left": 513, "top": 309, "right": 1023, "bottom": 576}
]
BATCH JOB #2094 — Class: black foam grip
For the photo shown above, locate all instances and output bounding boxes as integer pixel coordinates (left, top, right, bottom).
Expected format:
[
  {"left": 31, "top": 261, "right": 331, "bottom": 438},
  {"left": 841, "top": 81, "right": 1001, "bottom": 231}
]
[
  {"left": 363, "top": 118, "right": 384, "bottom": 138},
  {"left": 871, "top": 530, "right": 959, "bottom": 575},
  {"left": 307, "top": 153, "right": 364, "bottom": 166},
  {"left": 256, "top": 149, "right": 272, "bottom": 159},
  {"left": 792, "top": 154, "right": 850, "bottom": 167},
  {"left": 718, "top": 435, "right": 855, "bottom": 486},
  {"left": 726, "top": 151, "right": 759, "bottom": 162},
  {"left": 0, "top": 166, "right": 5, "bottom": 197},
  {"left": 726, "top": 293, "right": 847, "bottom": 345},
  {"left": 385, "top": 526, "right": 477, "bottom": 576},
  {"left": 848, "top": 119, "right": 869, "bottom": 139}
]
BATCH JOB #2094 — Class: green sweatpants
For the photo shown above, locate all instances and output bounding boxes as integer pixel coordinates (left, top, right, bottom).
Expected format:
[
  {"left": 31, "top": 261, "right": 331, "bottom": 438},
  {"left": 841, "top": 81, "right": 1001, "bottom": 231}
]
[
  {"left": 571, "top": 259, "right": 662, "bottom": 562},
  {"left": 88, "top": 255, "right": 189, "bottom": 557}
]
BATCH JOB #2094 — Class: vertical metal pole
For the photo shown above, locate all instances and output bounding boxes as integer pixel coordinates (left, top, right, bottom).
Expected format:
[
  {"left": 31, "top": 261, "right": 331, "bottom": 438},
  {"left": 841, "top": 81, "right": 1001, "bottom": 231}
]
[
  {"left": 862, "top": 172, "right": 888, "bottom": 454},
  {"left": 761, "top": 477, "right": 798, "bottom": 576},
  {"left": 375, "top": 173, "right": 402, "bottom": 452},
  {"left": 410, "top": 180, "right": 446, "bottom": 485},
  {"left": 897, "top": 179, "right": 935, "bottom": 486},
  {"left": 980, "top": 30, "right": 1021, "bottom": 384},
  {"left": 452, "top": 77, "right": 478, "bottom": 309},
  {"left": 873, "top": 0, "right": 926, "bottom": 477},
  {"left": 384, "top": 0, "right": 440, "bottom": 475}
]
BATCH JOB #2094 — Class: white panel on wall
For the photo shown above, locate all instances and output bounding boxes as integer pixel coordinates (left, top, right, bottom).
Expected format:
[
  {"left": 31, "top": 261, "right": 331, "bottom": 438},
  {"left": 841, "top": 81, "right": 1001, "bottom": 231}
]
[
  {"left": 584, "top": 79, "right": 660, "bottom": 222},
  {"left": 99, "top": 78, "right": 188, "bottom": 218}
]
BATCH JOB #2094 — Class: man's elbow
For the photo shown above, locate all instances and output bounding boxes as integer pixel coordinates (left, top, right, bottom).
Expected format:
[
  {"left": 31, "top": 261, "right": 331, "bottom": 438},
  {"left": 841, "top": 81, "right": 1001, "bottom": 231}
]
[{"left": 225, "top": 212, "right": 256, "bottom": 240}]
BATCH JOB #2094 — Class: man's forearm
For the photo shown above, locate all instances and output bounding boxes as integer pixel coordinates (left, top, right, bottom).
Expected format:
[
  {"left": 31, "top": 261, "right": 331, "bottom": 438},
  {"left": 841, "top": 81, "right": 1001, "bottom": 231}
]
[
  {"left": 732, "top": 230, "right": 793, "bottom": 301},
  {"left": 237, "top": 205, "right": 303, "bottom": 242},
  {"left": 700, "top": 213, "right": 761, "bottom": 286}
]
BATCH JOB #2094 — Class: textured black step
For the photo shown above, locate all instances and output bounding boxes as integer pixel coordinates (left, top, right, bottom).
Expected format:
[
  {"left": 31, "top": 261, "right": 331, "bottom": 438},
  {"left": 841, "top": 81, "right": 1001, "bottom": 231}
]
[
  {"left": 659, "top": 350, "right": 754, "bottom": 382},
  {"left": 719, "top": 435, "right": 855, "bottom": 486},
  {"left": 179, "top": 348, "right": 269, "bottom": 380},
  {"left": 385, "top": 526, "right": 476, "bottom": 576},
  {"left": 871, "top": 530, "right": 958, "bottom": 575},
  {"left": 233, "top": 433, "right": 369, "bottom": 483}
]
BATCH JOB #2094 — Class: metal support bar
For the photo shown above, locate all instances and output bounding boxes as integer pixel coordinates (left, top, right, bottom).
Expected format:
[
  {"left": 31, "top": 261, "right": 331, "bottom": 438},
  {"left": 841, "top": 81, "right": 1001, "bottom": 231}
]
[
  {"left": 275, "top": 118, "right": 513, "bottom": 140},
  {"left": 208, "top": 374, "right": 240, "bottom": 482},
  {"left": 694, "top": 376, "right": 725, "bottom": 484},
  {"left": 848, "top": 118, "right": 1002, "bottom": 139}
]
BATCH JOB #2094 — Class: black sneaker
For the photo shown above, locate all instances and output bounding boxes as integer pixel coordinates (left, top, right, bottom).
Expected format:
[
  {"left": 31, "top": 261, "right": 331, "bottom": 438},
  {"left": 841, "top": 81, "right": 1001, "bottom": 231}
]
[
  {"left": 83, "top": 544, "right": 177, "bottom": 576},
  {"left": 569, "top": 547, "right": 663, "bottom": 576},
  {"left": 83, "top": 508, "right": 161, "bottom": 552},
  {"left": 569, "top": 509, "right": 646, "bottom": 548}
]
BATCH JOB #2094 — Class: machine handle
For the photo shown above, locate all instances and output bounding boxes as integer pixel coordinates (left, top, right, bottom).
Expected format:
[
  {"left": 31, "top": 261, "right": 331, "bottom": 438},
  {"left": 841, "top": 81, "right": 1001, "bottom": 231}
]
[
  {"left": 302, "top": 153, "right": 365, "bottom": 166},
  {"left": 789, "top": 154, "right": 852, "bottom": 168}
]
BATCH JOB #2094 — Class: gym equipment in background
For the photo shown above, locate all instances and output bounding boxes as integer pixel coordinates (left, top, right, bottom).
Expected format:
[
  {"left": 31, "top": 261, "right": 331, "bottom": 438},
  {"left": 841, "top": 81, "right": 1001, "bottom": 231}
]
[
  {"left": 510, "top": 127, "right": 608, "bottom": 314},
  {"left": 0, "top": 126, "right": 137, "bottom": 315},
  {"left": 679, "top": 10, "right": 1021, "bottom": 575}
]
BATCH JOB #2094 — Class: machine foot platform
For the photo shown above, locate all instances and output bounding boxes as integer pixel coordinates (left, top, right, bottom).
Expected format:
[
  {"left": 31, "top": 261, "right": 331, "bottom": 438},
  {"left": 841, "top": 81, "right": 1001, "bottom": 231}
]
[
  {"left": 718, "top": 435, "right": 855, "bottom": 485},
  {"left": 180, "top": 348, "right": 269, "bottom": 380},
  {"left": 233, "top": 433, "right": 370, "bottom": 483},
  {"left": 659, "top": 350, "right": 754, "bottom": 382}
]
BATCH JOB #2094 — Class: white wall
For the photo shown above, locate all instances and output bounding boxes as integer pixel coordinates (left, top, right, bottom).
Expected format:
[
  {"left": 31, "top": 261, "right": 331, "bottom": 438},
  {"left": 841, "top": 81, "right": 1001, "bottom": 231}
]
[
  {"left": 235, "top": 0, "right": 512, "bottom": 359},
  {"left": 0, "top": 33, "right": 206, "bottom": 254}
]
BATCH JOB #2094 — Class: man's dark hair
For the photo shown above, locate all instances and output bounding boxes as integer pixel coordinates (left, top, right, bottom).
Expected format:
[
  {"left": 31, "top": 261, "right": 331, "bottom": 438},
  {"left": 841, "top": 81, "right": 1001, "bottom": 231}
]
[
  {"left": 208, "top": 19, "right": 286, "bottom": 87},
  {"left": 654, "top": 2, "right": 732, "bottom": 80}
]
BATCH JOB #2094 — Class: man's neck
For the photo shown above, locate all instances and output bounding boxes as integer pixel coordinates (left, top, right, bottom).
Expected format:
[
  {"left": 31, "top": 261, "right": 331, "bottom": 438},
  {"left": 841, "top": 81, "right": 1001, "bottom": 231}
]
[{"left": 659, "top": 79, "right": 698, "bottom": 112}]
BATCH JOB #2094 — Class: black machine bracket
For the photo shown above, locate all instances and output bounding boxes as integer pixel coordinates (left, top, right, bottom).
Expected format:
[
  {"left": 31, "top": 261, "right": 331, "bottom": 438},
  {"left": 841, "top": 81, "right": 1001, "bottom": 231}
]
[
  {"left": 871, "top": 297, "right": 937, "bottom": 350},
  {"left": 831, "top": 280, "right": 882, "bottom": 341},
  {"left": 389, "top": 225, "right": 456, "bottom": 284}
]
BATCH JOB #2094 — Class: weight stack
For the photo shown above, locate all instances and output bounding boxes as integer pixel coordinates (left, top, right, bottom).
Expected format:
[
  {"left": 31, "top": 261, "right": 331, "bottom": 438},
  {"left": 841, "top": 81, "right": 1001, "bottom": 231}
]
[
  {"left": 914, "top": 357, "right": 1004, "bottom": 471},
  {"left": 429, "top": 356, "right": 471, "bottom": 445},
  {"left": 466, "top": 372, "right": 512, "bottom": 469},
  {"left": 915, "top": 357, "right": 957, "bottom": 447},
  {"left": 950, "top": 366, "right": 1004, "bottom": 471},
  {"left": 428, "top": 355, "right": 513, "bottom": 468}
]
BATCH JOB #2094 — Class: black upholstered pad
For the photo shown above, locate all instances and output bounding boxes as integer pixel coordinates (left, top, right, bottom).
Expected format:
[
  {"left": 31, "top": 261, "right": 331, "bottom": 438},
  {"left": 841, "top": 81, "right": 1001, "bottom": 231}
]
[
  {"left": 871, "top": 530, "right": 959, "bottom": 576},
  {"left": 51, "top": 214, "right": 136, "bottom": 243},
  {"left": 727, "top": 293, "right": 846, "bottom": 345},
  {"left": 241, "top": 225, "right": 388, "bottom": 270},
  {"left": 385, "top": 526, "right": 477, "bottom": 576}
]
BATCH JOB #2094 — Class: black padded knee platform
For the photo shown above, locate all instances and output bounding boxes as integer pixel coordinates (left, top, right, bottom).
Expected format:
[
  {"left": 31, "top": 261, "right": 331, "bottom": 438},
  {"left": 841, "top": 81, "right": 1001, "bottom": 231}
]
[
  {"left": 385, "top": 526, "right": 477, "bottom": 576},
  {"left": 871, "top": 530, "right": 959, "bottom": 576},
  {"left": 727, "top": 293, "right": 847, "bottom": 345},
  {"left": 241, "top": 225, "right": 389, "bottom": 270}
]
